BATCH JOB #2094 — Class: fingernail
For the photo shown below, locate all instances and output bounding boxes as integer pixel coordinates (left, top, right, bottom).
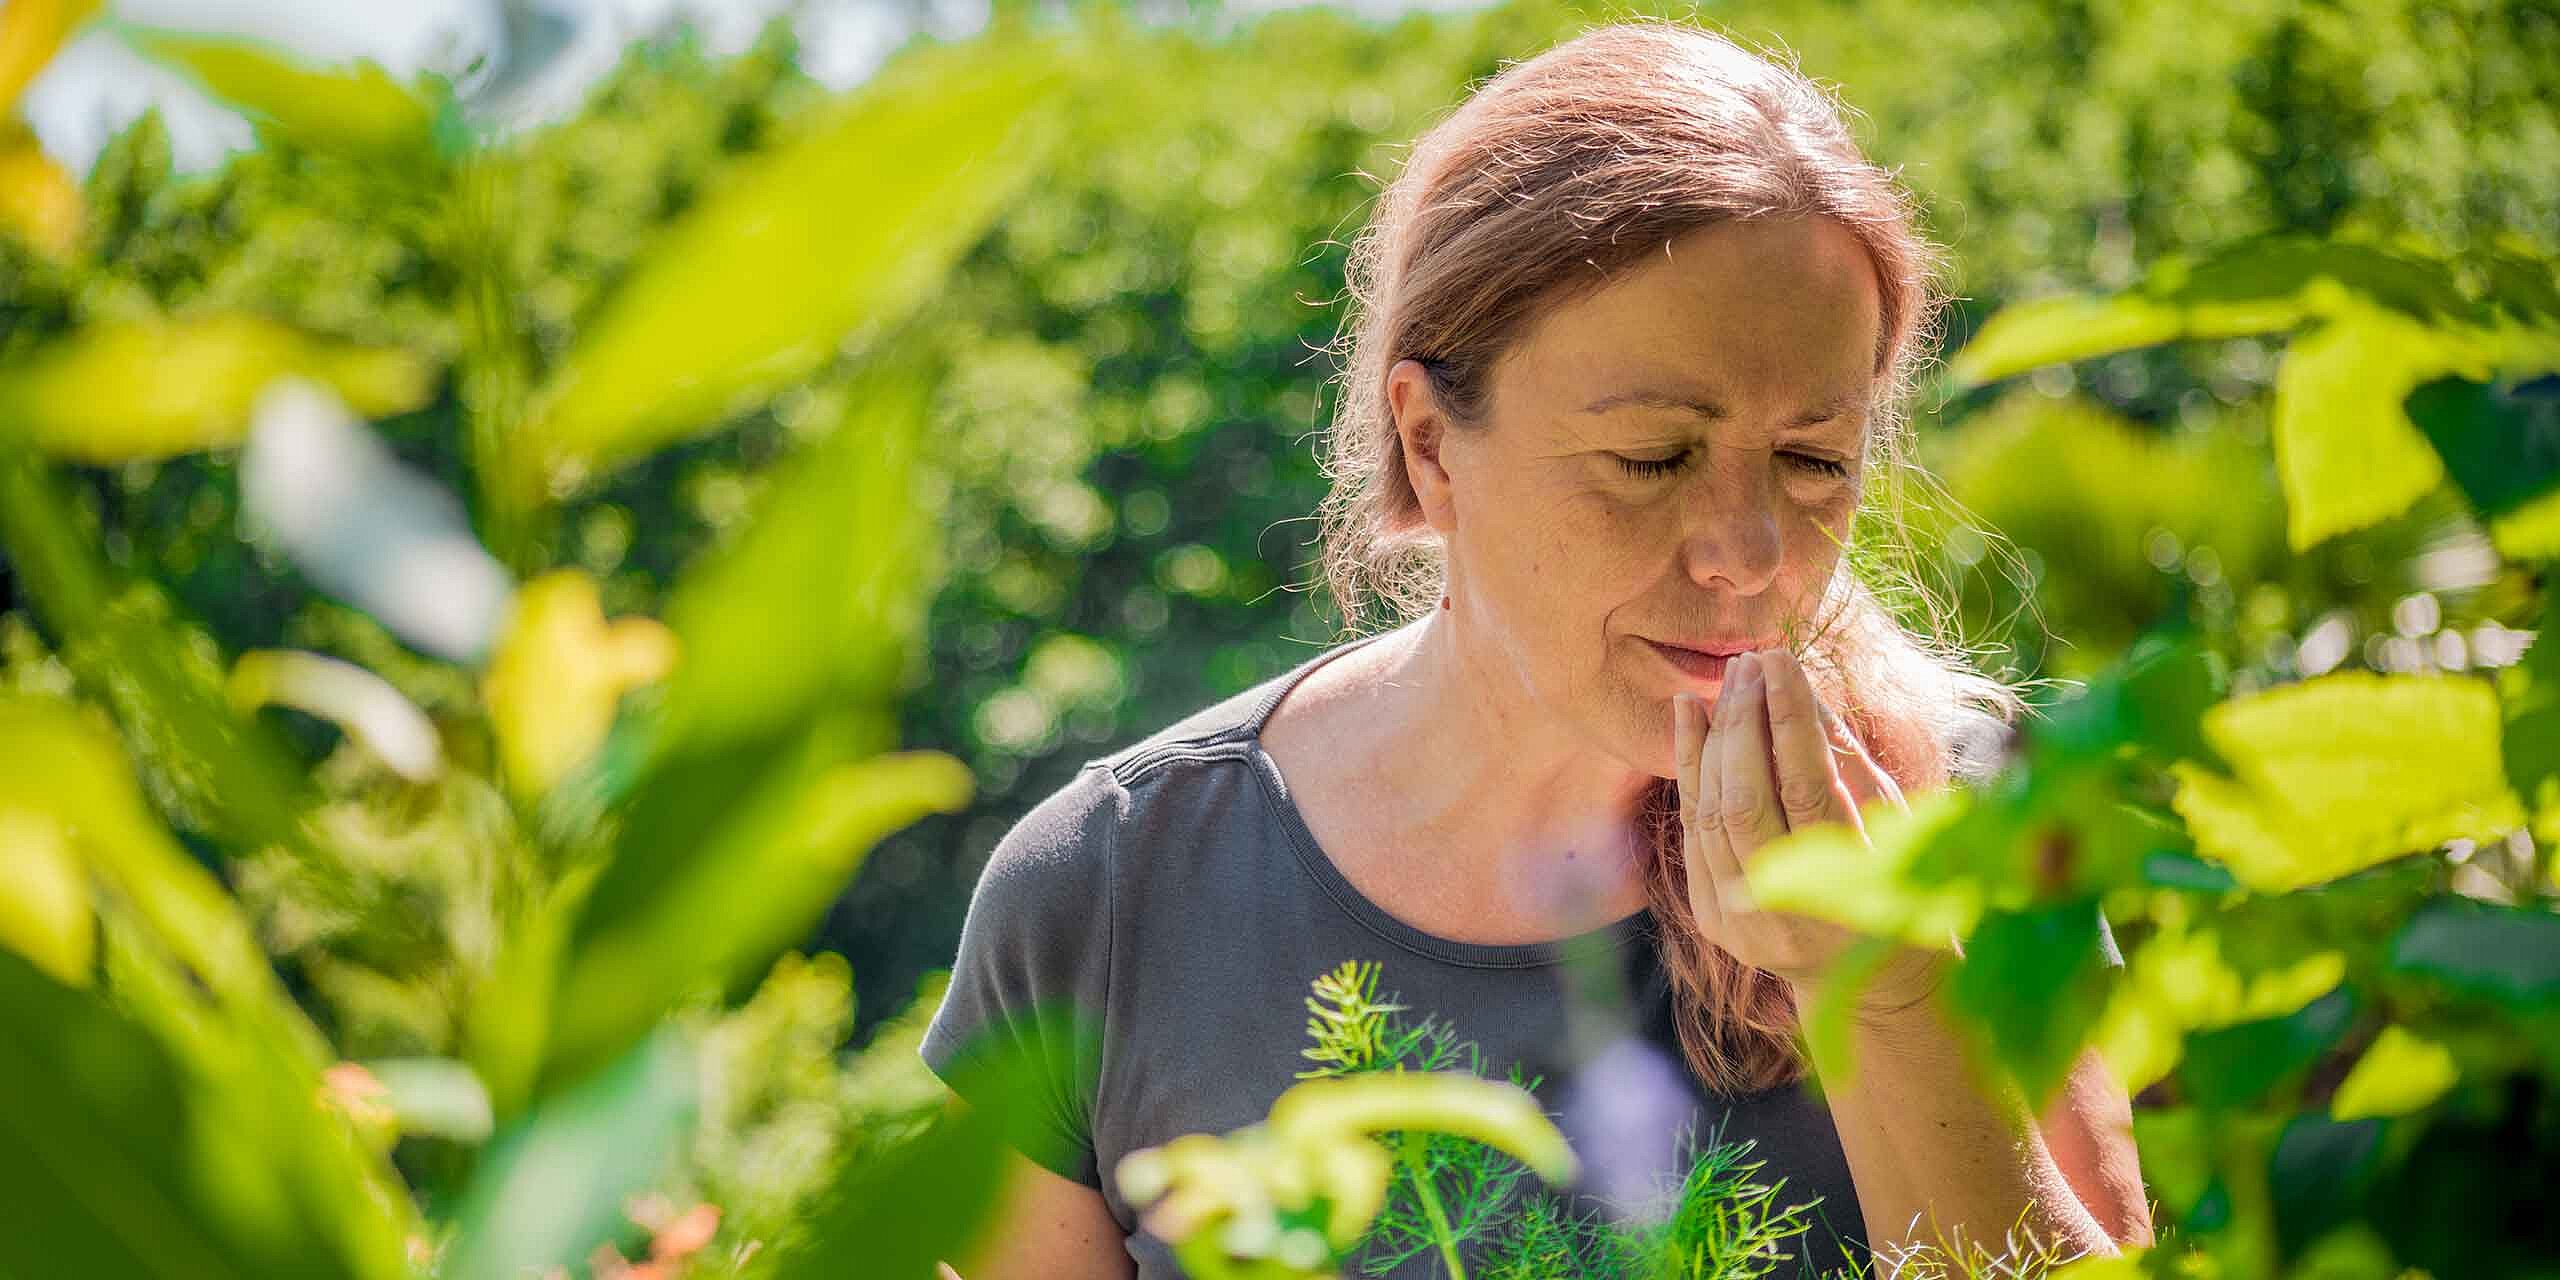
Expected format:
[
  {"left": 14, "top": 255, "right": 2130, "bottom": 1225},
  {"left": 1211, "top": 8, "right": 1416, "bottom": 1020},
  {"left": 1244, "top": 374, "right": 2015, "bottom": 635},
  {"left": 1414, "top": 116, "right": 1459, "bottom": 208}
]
[{"left": 1733, "top": 651, "right": 1759, "bottom": 687}]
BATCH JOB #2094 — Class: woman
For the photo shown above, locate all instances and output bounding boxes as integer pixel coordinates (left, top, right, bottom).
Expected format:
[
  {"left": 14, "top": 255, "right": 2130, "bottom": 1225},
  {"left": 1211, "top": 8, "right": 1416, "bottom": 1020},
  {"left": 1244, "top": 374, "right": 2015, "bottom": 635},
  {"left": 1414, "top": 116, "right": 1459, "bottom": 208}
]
[{"left": 925, "top": 19, "right": 2152, "bottom": 1278}]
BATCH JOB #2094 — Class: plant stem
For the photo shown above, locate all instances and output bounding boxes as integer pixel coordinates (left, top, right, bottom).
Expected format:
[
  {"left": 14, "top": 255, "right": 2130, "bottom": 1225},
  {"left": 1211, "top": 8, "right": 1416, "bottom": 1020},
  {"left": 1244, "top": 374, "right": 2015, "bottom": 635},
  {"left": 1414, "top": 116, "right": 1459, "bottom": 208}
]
[{"left": 1399, "top": 1133, "right": 1469, "bottom": 1280}]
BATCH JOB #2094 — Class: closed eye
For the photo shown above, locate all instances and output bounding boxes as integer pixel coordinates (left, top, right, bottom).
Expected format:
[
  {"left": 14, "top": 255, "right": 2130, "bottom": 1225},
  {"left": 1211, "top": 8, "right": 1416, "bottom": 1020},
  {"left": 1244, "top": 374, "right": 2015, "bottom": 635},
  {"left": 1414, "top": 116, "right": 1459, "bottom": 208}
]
[{"left": 1610, "top": 450, "right": 1851, "bottom": 480}]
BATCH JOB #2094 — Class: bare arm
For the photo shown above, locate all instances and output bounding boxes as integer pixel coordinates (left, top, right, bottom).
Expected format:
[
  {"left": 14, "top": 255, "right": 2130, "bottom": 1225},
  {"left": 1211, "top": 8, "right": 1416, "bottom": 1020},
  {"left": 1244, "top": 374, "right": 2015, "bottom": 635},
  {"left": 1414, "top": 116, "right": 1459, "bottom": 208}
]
[
  {"left": 942, "top": 1152, "right": 1134, "bottom": 1280},
  {"left": 2037, "top": 1047, "right": 2154, "bottom": 1246},
  {"left": 1800, "top": 980, "right": 2133, "bottom": 1262}
]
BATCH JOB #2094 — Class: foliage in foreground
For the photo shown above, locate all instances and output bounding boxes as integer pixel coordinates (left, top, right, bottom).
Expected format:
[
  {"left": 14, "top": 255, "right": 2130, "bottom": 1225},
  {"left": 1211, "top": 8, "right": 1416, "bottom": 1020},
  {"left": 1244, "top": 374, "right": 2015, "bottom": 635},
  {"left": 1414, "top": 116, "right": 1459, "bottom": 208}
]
[{"left": 0, "top": 7, "right": 1078, "bottom": 1277}]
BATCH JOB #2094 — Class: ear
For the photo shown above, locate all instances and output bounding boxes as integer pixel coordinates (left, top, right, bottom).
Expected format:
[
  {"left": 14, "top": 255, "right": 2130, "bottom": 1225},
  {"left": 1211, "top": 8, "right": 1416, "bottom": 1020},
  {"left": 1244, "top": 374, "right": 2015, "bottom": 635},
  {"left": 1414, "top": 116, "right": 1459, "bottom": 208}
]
[{"left": 1386, "top": 358, "right": 1458, "bottom": 537}]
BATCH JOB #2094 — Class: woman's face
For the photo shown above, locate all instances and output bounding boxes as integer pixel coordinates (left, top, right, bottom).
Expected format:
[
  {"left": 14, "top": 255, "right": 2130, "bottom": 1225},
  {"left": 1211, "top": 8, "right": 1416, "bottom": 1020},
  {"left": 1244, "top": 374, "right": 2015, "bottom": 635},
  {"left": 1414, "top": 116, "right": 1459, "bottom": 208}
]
[{"left": 1392, "top": 214, "right": 1882, "bottom": 779}]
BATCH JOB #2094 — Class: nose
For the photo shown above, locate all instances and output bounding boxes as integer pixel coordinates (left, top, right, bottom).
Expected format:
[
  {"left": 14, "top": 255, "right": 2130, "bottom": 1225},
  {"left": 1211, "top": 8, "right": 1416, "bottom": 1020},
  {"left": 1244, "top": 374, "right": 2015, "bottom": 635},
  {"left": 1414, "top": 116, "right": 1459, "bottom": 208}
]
[{"left": 1676, "top": 452, "right": 1782, "bottom": 596}]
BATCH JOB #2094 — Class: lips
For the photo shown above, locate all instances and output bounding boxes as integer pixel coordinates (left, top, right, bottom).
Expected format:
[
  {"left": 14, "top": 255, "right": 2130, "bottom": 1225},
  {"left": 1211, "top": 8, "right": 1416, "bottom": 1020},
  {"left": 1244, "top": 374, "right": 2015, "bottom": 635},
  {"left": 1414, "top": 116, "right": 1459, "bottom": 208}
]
[{"left": 1644, "top": 638, "right": 1747, "bottom": 682}]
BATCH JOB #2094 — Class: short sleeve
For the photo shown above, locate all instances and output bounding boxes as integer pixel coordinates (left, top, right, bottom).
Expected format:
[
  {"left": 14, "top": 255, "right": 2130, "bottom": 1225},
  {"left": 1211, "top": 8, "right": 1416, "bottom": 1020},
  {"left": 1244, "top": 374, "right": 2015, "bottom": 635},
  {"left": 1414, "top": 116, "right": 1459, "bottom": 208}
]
[{"left": 920, "top": 762, "right": 1122, "bottom": 1188}]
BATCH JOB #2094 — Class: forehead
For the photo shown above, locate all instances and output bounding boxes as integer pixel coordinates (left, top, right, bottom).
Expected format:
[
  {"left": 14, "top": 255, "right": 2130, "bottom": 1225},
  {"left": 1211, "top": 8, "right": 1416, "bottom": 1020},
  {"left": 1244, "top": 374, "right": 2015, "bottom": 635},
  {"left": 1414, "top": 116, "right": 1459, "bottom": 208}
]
[{"left": 1496, "top": 216, "right": 1884, "bottom": 430}]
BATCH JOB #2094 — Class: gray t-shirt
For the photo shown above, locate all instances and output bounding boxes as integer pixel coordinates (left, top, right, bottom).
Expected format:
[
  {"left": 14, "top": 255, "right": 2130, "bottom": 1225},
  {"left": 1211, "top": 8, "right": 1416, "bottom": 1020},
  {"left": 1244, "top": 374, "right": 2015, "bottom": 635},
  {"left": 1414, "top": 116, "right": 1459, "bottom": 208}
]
[{"left": 921, "top": 632, "right": 2092, "bottom": 1277}]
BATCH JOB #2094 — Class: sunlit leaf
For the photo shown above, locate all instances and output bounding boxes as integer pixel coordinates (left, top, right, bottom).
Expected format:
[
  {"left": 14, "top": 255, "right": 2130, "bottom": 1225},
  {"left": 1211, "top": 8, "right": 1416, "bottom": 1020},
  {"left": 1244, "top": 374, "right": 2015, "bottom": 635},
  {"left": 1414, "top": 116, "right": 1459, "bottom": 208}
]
[
  {"left": 0, "top": 695, "right": 295, "bottom": 1020},
  {"left": 1751, "top": 788, "right": 1979, "bottom": 947},
  {"left": 2093, "top": 920, "right": 2347, "bottom": 1092},
  {"left": 126, "top": 28, "right": 435, "bottom": 156},
  {"left": 519, "top": 38, "right": 1066, "bottom": 487},
  {"left": 446, "top": 1029, "right": 695, "bottom": 1280},
  {"left": 2329, "top": 1026, "right": 2459, "bottom": 1121},
  {"left": 0, "top": 121, "right": 82, "bottom": 258},
  {"left": 0, "top": 810, "right": 92, "bottom": 984},
  {"left": 1949, "top": 237, "right": 2475, "bottom": 387},
  {"left": 2170, "top": 672, "right": 2523, "bottom": 893},
  {"left": 480, "top": 571, "right": 675, "bottom": 797},
  {"left": 2268, "top": 306, "right": 2471, "bottom": 549},
  {"left": 0, "top": 316, "right": 430, "bottom": 463}
]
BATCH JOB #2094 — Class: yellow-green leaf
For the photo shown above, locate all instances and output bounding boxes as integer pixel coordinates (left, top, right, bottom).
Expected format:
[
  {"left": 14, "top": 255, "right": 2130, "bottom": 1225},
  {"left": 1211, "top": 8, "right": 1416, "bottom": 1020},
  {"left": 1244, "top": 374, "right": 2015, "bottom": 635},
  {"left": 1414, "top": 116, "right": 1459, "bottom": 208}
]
[
  {"left": 127, "top": 29, "right": 433, "bottom": 156},
  {"left": 543, "top": 745, "right": 971, "bottom": 1085},
  {"left": 0, "top": 0, "right": 99, "bottom": 114},
  {"left": 479, "top": 572, "right": 675, "bottom": 797},
  {"left": 2330, "top": 1025, "right": 2458, "bottom": 1121},
  {"left": 0, "top": 315, "right": 432, "bottom": 463},
  {"left": 1750, "top": 788, "right": 1979, "bottom": 948},
  {"left": 2270, "top": 307, "right": 2474, "bottom": 549},
  {"left": 2170, "top": 672, "right": 2524, "bottom": 893},
  {"left": 0, "top": 811, "right": 92, "bottom": 985},
  {"left": 520, "top": 39, "right": 1066, "bottom": 487}
]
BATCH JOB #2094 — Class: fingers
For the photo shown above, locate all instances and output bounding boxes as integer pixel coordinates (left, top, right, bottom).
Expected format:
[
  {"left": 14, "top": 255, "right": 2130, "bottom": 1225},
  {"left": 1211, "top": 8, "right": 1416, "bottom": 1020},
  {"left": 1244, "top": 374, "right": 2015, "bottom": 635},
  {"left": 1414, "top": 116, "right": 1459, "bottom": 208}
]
[
  {"left": 1674, "top": 693, "right": 1723, "bottom": 925},
  {"left": 1760, "top": 647, "right": 1861, "bottom": 835},
  {"left": 1713, "top": 653, "right": 1790, "bottom": 909}
]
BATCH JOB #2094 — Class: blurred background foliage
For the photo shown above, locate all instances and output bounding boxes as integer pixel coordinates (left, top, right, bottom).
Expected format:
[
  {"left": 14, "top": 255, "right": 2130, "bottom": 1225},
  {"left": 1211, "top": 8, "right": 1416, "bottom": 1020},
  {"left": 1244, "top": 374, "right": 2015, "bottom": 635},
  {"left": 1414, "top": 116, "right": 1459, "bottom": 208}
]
[{"left": 1, "top": 0, "right": 2557, "bottom": 1275}]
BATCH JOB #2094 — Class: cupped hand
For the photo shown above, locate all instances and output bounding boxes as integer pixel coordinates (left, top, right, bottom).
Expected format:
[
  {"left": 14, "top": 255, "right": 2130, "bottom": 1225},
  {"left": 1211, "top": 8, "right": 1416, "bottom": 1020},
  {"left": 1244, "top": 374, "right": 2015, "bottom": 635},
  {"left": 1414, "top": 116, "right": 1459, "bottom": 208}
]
[{"left": 1672, "top": 645, "right": 1949, "bottom": 1016}]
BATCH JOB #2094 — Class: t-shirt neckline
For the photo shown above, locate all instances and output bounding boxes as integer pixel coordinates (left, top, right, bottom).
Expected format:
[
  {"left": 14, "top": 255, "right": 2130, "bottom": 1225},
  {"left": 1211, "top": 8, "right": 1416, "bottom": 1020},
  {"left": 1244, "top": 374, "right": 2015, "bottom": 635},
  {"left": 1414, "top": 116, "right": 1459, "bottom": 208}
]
[{"left": 1239, "top": 628, "right": 1652, "bottom": 971}]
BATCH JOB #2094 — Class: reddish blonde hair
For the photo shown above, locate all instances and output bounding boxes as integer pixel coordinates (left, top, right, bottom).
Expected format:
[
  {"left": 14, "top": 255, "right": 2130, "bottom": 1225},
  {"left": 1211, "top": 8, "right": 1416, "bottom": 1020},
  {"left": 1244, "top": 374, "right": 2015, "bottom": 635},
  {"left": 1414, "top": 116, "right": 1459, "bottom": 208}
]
[{"left": 1313, "top": 20, "right": 2027, "bottom": 1092}]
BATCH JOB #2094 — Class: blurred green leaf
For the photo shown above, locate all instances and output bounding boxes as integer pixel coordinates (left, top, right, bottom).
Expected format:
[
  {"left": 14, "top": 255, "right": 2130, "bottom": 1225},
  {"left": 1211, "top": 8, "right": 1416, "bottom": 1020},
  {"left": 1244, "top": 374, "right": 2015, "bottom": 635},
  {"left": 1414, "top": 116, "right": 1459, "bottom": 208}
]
[
  {"left": 1751, "top": 787, "right": 1980, "bottom": 947},
  {"left": 520, "top": 38, "right": 1068, "bottom": 488},
  {"left": 655, "top": 367, "right": 937, "bottom": 751},
  {"left": 2389, "top": 898, "right": 2560, "bottom": 1010},
  {"left": 125, "top": 28, "right": 435, "bottom": 156},
  {"left": 0, "top": 809, "right": 92, "bottom": 984},
  {"left": 0, "top": 695, "right": 303, "bottom": 1033},
  {"left": 543, "top": 726, "right": 970, "bottom": 1088},
  {"left": 2182, "top": 988, "right": 2357, "bottom": 1109},
  {"left": 362, "top": 1057, "right": 496, "bottom": 1142},
  {"left": 0, "top": 314, "right": 432, "bottom": 463},
  {"left": 447, "top": 1028, "right": 695, "bottom": 1280},
  {"left": 1949, "top": 898, "right": 2113, "bottom": 1108},
  {"left": 2329, "top": 1026, "right": 2459, "bottom": 1121},
  {"left": 0, "top": 948, "right": 360, "bottom": 1280},
  {"left": 2170, "top": 672, "right": 2524, "bottom": 893}
]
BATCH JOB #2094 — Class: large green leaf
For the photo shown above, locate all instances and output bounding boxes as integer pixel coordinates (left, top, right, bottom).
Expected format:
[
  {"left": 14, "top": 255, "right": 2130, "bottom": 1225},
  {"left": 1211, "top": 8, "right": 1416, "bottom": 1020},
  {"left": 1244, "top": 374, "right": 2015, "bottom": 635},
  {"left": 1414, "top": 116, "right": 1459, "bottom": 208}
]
[
  {"left": 0, "top": 315, "right": 431, "bottom": 463},
  {"left": 1948, "top": 898, "right": 2114, "bottom": 1109},
  {"left": 0, "top": 950, "right": 305, "bottom": 1280},
  {"left": 540, "top": 722, "right": 970, "bottom": 1088},
  {"left": 518, "top": 38, "right": 1068, "bottom": 489},
  {"left": 446, "top": 1029, "right": 696, "bottom": 1280},
  {"left": 655, "top": 366, "right": 937, "bottom": 751},
  {"left": 2267, "top": 306, "right": 2470, "bottom": 550},
  {"left": 2169, "top": 672, "right": 2523, "bottom": 893}
]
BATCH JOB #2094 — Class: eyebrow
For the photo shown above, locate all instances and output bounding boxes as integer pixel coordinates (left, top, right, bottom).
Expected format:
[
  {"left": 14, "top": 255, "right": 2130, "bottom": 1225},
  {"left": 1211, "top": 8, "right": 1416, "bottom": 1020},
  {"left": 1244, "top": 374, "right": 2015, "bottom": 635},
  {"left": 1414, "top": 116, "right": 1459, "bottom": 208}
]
[{"left": 1580, "top": 387, "right": 1866, "bottom": 429}]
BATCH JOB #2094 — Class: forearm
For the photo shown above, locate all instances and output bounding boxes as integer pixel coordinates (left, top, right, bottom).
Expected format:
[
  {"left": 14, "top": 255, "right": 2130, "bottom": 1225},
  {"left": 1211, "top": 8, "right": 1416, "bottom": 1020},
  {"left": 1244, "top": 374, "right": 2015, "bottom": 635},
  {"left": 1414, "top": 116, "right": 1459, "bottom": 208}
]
[{"left": 1798, "top": 982, "right": 2116, "bottom": 1267}]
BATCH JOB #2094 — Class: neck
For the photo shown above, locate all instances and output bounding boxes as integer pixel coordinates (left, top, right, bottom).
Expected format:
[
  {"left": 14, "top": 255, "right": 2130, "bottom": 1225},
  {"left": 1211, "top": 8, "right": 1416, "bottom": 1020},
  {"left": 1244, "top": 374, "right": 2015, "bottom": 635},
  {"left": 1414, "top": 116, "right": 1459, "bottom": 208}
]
[{"left": 1353, "top": 611, "right": 1661, "bottom": 937}]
